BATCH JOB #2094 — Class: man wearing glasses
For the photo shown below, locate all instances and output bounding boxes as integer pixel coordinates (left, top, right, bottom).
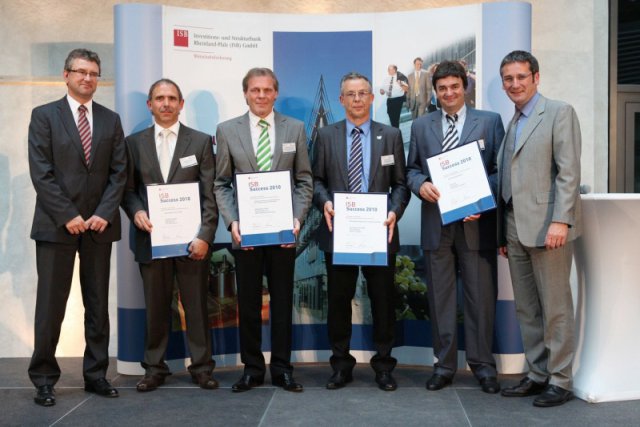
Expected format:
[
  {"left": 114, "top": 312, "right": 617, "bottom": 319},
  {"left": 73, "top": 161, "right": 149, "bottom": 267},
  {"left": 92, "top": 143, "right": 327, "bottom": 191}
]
[
  {"left": 498, "top": 50, "right": 582, "bottom": 407},
  {"left": 313, "top": 72, "right": 409, "bottom": 391},
  {"left": 27, "top": 48, "right": 126, "bottom": 406}
]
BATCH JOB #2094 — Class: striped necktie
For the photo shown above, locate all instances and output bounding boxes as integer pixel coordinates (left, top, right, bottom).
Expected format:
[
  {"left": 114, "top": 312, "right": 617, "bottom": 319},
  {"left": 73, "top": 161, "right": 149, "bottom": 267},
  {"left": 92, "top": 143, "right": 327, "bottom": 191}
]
[
  {"left": 441, "top": 114, "right": 459, "bottom": 151},
  {"left": 78, "top": 105, "right": 91, "bottom": 164},
  {"left": 257, "top": 119, "right": 272, "bottom": 171},
  {"left": 348, "top": 127, "right": 364, "bottom": 192}
]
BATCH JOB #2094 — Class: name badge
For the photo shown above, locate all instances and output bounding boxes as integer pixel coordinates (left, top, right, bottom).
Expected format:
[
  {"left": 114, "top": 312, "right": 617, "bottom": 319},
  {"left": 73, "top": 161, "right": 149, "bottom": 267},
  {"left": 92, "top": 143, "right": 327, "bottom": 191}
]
[
  {"left": 180, "top": 155, "right": 198, "bottom": 168},
  {"left": 381, "top": 154, "right": 395, "bottom": 166},
  {"left": 475, "top": 139, "right": 485, "bottom": 151},
  {"left": 282, "top": 142, "right": 296, "bottom": 153}
]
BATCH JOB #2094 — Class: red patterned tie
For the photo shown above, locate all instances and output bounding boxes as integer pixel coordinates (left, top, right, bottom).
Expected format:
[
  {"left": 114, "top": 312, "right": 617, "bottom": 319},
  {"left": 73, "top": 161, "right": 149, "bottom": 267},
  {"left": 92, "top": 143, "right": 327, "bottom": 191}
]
[{"left": 78, "top": 105, "right": 91, "bottom": 164}]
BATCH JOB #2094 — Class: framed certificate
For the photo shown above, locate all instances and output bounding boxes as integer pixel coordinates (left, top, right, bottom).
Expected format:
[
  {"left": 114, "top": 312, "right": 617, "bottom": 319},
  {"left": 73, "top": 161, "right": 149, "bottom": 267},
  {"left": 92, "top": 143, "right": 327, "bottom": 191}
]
[
  {"left": 426, "top": 141, "right": 496, "bottom": 225},
  {"left": 236, "top": 170, "right": 295, "bottom": 247},
  {"left": 147, "top": 182, "right": 201, "bottom": 259},
  {"left": 332, "top": 192, "right": 388, "bottom": 266}
]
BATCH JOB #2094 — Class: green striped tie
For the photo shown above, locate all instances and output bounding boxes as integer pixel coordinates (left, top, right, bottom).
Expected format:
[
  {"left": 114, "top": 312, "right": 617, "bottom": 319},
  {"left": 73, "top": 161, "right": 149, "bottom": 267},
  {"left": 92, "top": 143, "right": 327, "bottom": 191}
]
[{"left": 256, "top": 119, "right": 272, "bottom": 171}]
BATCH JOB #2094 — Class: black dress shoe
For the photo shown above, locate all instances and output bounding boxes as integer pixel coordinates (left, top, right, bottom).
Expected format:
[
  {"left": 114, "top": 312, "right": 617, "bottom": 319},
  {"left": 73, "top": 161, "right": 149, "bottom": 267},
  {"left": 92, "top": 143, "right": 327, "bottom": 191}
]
[
  {"left": 84, "top": 378, "right": 119, "bottom": 397},
  {"left": 375, "top": 371, "right": 397, "bottom": 391},
  {"left": 232, "top": 374, "right": 264, "bottom": 392},
  {"left": 426, "top": 374, "right": 452, "bottom": 391},
  {"left": 34, "top": 385, "right": 55, "bottom": 407},
  {"left": 501, "top": 377, "right": 548, "bottom": 397},
  {"left": 191, "top": 371, "right": 219, "bottom": 390},
  {"left": 533, "top": 385, "right": 574, "bottom": 407},
  {"left": 326, "top": 370, "right": 353, "bottom": 390},
  {"left": 479, "top": 376, "right": 501, "bottom": 394},
  {"left": 136, "top": 374, "right": 165, "bottom": 392},
  {"left": 272, "top": 372, "right": 303, "bottom": 392}
]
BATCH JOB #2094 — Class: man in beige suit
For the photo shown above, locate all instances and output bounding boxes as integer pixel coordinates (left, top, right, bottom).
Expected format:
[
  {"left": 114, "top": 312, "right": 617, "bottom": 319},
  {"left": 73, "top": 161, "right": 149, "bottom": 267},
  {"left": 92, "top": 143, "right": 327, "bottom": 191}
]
[
  {"left": 497, "top": 50, "right": 581, "bottom": 408},
  {"left": 215, "top": 68, "right": 313, "bottom": 393},
  {"left": 407, "top": 57, "right": 431, "bottom": 119}
]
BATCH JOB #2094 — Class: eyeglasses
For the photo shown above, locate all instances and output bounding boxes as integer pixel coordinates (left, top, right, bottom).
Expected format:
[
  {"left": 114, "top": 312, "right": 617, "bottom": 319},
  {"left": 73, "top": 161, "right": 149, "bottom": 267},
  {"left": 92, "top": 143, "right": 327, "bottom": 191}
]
[
  {"left": 68, "top": 69, "right": 101, "bottom": 80},
  {"left": 343, "top": 91, "right": 371, "bottom": 99},
  {"left": 502, "top": 73, "right": 532, "bottom": 85}
]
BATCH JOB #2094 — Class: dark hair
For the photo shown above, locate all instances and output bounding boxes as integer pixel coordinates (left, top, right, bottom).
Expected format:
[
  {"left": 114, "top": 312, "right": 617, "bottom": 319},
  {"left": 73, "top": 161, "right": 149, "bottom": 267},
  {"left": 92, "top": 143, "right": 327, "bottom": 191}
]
[
  {"left": 339, "top": 72, "right": 372, "bottom": 93},
  {"left": 242, "top": 68, "right": 279, "bottom": 93},
  {"left": 499, "top": 50, "right": 539, "bottom": 76},
  {"left": 413, "top": 57, "right": 423, "bottom": 64},
  {"left": 64, "top": 48, "right": 101, "bottom": 75},
  {"left": 432, "top": 60, "right": 468, "bottom": 89},
  {"left": 147, "top": 78, "right": 183, "bottom": 102}
]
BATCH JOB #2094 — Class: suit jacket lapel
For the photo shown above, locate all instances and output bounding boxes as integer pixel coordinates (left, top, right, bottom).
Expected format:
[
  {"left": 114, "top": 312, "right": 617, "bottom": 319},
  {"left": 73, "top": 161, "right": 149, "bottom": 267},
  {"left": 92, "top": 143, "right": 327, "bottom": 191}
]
[
  {"left": 334, "top": 121, "right": 349, "bottom": 187},
  {"left": 272, "top": 112, "right": 285, "bottom": 170},
  {"left": 429, "top": 111, "right": 444, "bottom": 147},
  {"left": 514, "top": 96, "right": 545, "bottom": 156},
  {"left": 459, "top": 109, "right": 479, "bottom": 144},
  {"left": 237, "top": 113, "right": 259, "bottom": 171},
  {"left": 58, "top": 97, "right": 88, "bottom": 167},
  {"left": 140, "top": 127, "right": 165, "bottom": 183},
  {"left": 368, "top": 121, "right": 384, "bottom": 187},
  {"left": 89, "top": 103, "right": 105, "bottom": 170},
  {"left": 168, "top": 123, "right": 192, "bottom": 181}
]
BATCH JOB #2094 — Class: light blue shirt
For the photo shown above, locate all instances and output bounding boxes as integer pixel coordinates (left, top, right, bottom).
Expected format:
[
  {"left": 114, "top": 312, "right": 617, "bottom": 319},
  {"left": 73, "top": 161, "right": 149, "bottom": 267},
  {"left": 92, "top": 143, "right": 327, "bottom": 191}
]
[
  {"left": 515, "top": 92, "right": 540, "bottom": 142},
  {"left": 346, "top": 120, "right": 371, "bottom": 193}
]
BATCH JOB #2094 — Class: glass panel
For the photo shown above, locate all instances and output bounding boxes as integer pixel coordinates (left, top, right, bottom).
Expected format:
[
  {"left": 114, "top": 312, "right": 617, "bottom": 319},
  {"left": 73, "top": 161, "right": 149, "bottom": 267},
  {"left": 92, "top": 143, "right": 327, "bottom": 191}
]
[{"left": 634, "top": 112, "right": 640, "bottom": 192}]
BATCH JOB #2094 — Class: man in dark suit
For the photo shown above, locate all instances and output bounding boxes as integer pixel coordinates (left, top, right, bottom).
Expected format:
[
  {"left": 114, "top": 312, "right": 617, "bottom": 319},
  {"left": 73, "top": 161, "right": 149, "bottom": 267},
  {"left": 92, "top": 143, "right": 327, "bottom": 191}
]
[
  {"left": 215, "top": 68, "right": 313, "bottom": 393},
  {"left": 27, "top": 48, "right": 126, "bottom": 406},
  {"left": 121, "top": 79, "right": 218, "bottom": 392},
  {"left": 498, "top": 51, "right": 581, "bottom": 407},
  {"left": 406, "top": 60, "right": 505, "bottom": 394},
  {"left": 313, "top": 72, "right": 409, "bottom": 391}
]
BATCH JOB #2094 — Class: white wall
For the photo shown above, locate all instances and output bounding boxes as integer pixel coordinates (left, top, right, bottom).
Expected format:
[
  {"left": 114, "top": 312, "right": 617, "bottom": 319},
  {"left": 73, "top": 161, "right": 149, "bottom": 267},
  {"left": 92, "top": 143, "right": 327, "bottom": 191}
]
[{"left": 0, "top": 0, "right": 608, "bottom": 358}]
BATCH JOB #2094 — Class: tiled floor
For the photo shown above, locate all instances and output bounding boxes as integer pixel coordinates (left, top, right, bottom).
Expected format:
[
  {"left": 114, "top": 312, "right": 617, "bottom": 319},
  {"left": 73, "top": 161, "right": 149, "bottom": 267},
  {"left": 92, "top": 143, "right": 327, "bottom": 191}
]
[{"left": 2, "top": 358, "right": 638, "bottom": 426}]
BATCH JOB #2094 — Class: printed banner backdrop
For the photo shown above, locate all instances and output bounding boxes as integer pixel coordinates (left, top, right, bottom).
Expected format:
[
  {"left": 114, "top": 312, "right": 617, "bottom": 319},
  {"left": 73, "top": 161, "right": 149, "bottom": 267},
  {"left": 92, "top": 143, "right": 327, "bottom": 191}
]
[{"left": 115, "top": 2, "right": 532, "bottom": 375}]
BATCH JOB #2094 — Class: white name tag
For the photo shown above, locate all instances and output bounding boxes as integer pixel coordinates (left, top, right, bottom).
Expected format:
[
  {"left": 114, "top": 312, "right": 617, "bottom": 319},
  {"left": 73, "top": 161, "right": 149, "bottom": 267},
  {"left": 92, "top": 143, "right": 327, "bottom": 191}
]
[
  {"left": 282, "top": 142, "right": 296, "bottom": 153},
  {"left": 474, "top": 139, "right": 485, "bottom": 151},
  {"left": 381, "top": 154, "right": 395, "bottom": 166},
  {"left": 180, "top": 155, "right": 198, "bottom": 168}
]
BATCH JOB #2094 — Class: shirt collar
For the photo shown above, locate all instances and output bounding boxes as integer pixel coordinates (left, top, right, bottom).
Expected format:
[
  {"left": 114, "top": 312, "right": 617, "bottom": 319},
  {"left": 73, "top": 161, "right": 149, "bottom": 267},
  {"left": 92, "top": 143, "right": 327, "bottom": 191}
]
[
  {"left": 67, "top": 94, "right": 93, "bottom": 116},
  {"left": 519, "top": 92, "right": 540, "bottom": 118},
  {"left": 346, "top": 119, "right": 371, "bottom": 137},
  {"left": 442, "top": 104, "right": 467, "bottom": 123},
  {"left": 249, "top": 110, "right": 275, "bottom": 128},
  {"left": 154, "top": 121, "right": 181, "bottom": 138}
]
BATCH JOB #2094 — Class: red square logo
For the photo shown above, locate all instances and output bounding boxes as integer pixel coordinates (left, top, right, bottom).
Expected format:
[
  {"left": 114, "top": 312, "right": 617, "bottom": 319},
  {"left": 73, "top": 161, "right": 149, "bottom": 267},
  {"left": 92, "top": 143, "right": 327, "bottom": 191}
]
[{"left": 174, "top": 29, "right": 189, "bottom": 47}]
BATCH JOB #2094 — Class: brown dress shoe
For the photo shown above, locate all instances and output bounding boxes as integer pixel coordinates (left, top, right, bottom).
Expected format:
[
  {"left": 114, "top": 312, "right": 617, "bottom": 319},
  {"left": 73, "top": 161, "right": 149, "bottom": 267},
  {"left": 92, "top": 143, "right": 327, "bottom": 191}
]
[
  {"left": 191, "top": 372, "right": 219, "bottom": 390},
  {"left": 136, "top": 374, "right": 165, "bottom": 392}
]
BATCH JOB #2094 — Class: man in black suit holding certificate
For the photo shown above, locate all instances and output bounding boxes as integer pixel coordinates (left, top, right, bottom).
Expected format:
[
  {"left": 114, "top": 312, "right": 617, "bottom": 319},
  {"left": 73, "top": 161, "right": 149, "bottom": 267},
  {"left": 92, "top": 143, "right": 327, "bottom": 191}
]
[
  {"left": 406, "top": 60, "right": 505, "bottom": 394},
  {"left": 121, "top": 78, "right": 219, "bottom": 392},
  {"left": 313, "top": 72, "right": 409, "bottom": 391}
]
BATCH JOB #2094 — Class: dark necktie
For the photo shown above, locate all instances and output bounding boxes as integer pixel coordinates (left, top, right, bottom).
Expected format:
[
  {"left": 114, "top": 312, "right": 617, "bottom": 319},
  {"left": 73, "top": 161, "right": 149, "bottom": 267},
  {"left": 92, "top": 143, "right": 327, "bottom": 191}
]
[
  {"left": 388, "top": 76, "right": 393, "bottom": 97},
  {"left": 501, "top": 110, "right": 522, "bottom": 203},
  {"left": 348, "top": 127, "right": 364, "bottom": 192},
  {"left": 78, "top": 105, "right": 91, "bottom": 164},
  {"left": 441, "top": 114, "right": 459, "bottom": 151}
]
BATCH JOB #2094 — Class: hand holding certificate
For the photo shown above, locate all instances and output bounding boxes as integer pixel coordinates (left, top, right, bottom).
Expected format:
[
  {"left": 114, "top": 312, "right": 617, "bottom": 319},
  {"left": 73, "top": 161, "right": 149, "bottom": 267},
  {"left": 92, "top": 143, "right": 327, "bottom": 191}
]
[
  {"left": 236, "top": 170, "right": 295, "bottom": 247},
  {"left": 333, "top": 192, "right": 388, "bottom": 266},
  {"left": 426, "top": 141, "right": 496, "bottom": 225},
  {"left": 147, "top": 182, "right": 201, "bottom": 259}
]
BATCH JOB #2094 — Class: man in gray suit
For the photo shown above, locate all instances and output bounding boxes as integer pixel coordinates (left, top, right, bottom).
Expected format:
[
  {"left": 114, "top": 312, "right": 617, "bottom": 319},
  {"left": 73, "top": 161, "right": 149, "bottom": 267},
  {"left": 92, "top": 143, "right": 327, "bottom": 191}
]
[
  {"left": 215, "top": 68, "right": 312, "bottom": 393},
  {"left": 27, "top": 48, "right": 126, "bottom": 406},
  {"left": 407, "top": 57, "right": 431, "bottom": 119},
  {"left": 498, "top": 51, "right": 581, "bottom": 407},
  {"left": 314, "top": 72, "right": 409, "bottom": 391},
  {"left": 406, "top": 60, "right": 504, "bottom": 394},
  {"left": 121, "top": 79, "right": 218, "bottom": 392}
]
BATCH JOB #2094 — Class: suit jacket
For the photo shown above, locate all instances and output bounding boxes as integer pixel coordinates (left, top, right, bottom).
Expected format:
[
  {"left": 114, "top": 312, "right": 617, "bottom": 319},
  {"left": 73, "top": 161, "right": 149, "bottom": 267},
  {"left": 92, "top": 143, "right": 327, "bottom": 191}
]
[
  {"left": 497, "top": 95, "right": 582, "bottom": 247},
  {"left": 407, "top": 70, "right": 431, "bottom": 113},
  {"left": 406, "top": 108, "right": 505, "bottom": 251},
  {"left": 121, "top": 123, "right": 218, "bottom": 263},
  {"left": 28, "top": 96, "right": 126, "bottom": 244},
  {"left": 313, "top": 120, "right": 410, "bottom": 253},
  {"left": 214, "top": 111, "right": 313, "bottom": 248}
]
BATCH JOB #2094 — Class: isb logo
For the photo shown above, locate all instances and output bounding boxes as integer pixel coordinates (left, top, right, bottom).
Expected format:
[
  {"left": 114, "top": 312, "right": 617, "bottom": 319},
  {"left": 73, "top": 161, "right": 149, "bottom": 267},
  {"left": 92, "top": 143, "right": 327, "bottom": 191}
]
[{"left": 174, "top": 29, "right": 188, "bottom": 47}]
